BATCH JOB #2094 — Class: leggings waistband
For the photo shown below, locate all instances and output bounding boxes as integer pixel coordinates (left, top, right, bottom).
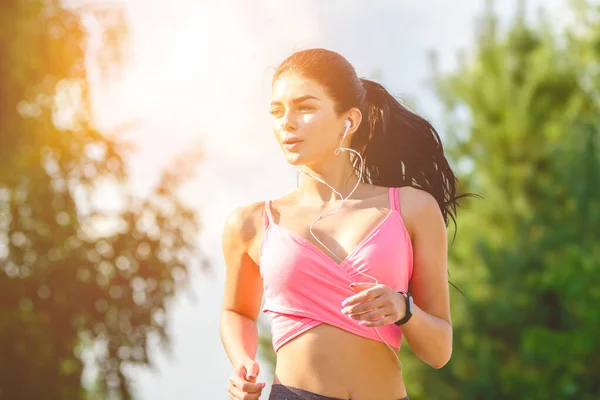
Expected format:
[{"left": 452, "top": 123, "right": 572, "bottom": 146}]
[{"left": 268, "top": 384, "right": 409, "bottom": 400}]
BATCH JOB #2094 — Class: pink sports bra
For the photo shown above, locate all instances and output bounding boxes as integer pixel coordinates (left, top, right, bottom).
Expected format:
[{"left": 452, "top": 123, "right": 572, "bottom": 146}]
[{"left": 258, "top": 187, "right": 414, "bottom": 352}]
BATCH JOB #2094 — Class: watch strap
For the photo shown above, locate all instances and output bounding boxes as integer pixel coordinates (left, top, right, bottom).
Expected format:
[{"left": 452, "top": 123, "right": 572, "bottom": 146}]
[{"left": 394, "top": 291, "right": 413, "bottom": 326}]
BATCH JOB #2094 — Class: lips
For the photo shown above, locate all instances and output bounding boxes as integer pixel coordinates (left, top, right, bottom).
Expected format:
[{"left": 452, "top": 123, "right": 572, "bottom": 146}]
[
  {"left": 282, "top": 136, "right": 302, "bottom": 145},
  {"left": 282, "top": 136, "right": 302, "bottom": 151}
]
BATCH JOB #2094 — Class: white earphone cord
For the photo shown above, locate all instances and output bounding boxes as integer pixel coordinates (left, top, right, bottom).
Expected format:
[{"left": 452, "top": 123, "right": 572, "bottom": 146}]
[{"left": 297, "top": 124, "right": 403, "bottom": 372}]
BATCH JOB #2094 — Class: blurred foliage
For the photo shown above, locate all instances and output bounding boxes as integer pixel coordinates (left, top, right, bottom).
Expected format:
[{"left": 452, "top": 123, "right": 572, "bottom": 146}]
[
  {"left": 0, "top": 1, "right": 205, "bottom": 399},
  {"left": 401, "top": 2, "right": 600, "bottom": 399},
  {"left": 257, "top": 318, "right": 276, "bottom": 376}
]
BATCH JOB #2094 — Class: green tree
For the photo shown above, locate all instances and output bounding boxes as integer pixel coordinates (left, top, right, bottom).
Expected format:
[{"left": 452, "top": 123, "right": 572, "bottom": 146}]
[
  {"left": 0, "top": 1, "right": 205, "bottom": 399},
  {"left": 401, "top": 2, "right": 600, "bottom": 399}
]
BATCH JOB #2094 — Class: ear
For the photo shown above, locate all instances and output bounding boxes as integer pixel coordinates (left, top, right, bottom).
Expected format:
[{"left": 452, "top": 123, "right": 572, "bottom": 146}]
[{"left": 344, "top": 107, "right": 362, "bottom": 138}]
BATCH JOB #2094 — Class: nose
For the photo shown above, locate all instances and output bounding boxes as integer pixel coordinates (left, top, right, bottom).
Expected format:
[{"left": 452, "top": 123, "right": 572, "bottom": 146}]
[{"left": 281, "top": 110, "right": 297, "bottom": 132}]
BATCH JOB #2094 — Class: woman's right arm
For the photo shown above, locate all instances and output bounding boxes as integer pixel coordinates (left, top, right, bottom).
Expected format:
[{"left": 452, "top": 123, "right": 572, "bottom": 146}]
[{"left": 220, "top": 203, "right": 265, "bottom": 373}]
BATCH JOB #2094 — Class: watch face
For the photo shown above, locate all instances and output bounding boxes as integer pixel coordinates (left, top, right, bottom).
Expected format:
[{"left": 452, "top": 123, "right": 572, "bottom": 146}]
[{"left": 407, "top": 296, "right": 414, "bottom": 314}]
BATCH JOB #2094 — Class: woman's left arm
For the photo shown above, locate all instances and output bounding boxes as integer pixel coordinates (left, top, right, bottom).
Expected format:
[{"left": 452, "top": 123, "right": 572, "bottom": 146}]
[
  {"left": 399, "top": 191, "right": 452, "bottom": 368},
  {"left": 341, "top": 191, "right": 452, "bottom": 368}
]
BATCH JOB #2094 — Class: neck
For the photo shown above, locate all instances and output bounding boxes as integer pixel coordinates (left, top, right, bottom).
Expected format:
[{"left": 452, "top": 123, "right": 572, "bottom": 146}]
[{"left": 297, "top": 153, "right": 360, "bottom": 204}]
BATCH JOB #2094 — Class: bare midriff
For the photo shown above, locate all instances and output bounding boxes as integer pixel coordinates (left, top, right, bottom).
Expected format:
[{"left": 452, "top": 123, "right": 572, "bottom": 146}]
[{"left": 273, "top": 323, "right": 408, "bottom": 400}]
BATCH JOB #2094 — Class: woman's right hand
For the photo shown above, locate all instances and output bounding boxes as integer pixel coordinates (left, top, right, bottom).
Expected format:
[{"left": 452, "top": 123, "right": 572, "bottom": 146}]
[{"left": 228, "top": 360, "right": 266, "bottom": 399}]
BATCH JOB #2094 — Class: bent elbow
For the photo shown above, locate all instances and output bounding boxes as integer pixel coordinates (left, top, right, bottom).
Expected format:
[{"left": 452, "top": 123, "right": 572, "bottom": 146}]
[
  {"left": 430, "top": 346, "right": 452, "bottom": 369},
  {"left": 431, "top": 325, "right": 453, "bottom": 369},
  {"left": 430, "top": 358, "right": 449, "bottom": 369}
]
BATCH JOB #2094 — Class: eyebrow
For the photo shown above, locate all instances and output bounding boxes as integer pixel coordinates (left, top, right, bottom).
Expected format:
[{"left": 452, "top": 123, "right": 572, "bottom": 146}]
[{"left": 270, "top": 95, "right": 320, "bottom": 106}]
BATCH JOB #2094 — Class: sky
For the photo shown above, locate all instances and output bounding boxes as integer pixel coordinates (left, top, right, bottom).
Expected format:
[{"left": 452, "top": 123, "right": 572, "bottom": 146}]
[{"left": 84, "top": 1, "right": 573, "bottom": 398}]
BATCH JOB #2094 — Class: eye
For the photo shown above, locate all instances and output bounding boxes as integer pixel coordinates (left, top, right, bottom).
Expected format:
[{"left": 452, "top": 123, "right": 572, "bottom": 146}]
[
  {"left": 269, "top": 108, "right": 284, "bottom": 118},
  {"left": 298, "top": 106, "right": 315, "bottom": 113}
]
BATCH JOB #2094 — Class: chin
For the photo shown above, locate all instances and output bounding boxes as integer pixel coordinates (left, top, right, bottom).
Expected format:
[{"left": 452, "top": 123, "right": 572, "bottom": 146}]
[
  {"left": 280, "top": 148, "right": 303, "bottom": 165},
  {"left": 284, "top": 153, "right": 305, "bottom": 167},
  {"left": 283, "top": 149, "right": 326, "bottom": 168},
  {"left": 282, "top": 142, "right": 330, "bottom": 166}
]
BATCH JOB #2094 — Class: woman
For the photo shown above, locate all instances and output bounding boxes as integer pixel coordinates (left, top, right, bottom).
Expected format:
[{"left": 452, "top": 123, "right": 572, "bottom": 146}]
[{"left": 220, "top": 48, "right": 462, "bottom": 400}]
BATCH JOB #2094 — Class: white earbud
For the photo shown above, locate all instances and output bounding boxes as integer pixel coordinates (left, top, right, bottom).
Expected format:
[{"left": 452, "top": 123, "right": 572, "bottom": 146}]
[{"left": 341, "top": 120, "right": 351, "bottom": 143}]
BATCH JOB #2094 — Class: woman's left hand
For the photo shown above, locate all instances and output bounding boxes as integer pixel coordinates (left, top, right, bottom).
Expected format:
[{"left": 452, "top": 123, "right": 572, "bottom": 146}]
[{"left": 341, "top": 282, "right": 406, "bottom": 327}]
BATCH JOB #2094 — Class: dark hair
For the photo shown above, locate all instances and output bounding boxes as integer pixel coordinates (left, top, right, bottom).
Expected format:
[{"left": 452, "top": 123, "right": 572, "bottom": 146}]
[{"left": 274, "top": 48, "right": 470, "bottom": 230}]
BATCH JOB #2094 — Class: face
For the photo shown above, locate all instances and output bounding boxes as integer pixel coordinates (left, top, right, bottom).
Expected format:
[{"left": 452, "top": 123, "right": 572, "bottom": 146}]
[{"left": 270, "top": 72, "right": 347, "bottom": 167}]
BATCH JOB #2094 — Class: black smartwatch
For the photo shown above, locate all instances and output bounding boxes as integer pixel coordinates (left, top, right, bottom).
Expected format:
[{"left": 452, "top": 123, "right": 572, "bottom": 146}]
[{"left": 394, "top": 291, "right": 414, "bottom": 326}]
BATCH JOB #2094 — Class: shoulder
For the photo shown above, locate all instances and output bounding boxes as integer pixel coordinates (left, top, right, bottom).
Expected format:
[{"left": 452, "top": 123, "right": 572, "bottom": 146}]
[
  {"left": 397, "top": 186, "right": 445, "bottom": 238},
  {"left": 262, "top": 190, "right": 298, "bottom": 219},
  {"left": 398, "top": 186, "right": 439, "bottom": 213},
  {"left": 222, "top": 201, "right": 267, "bottom": 247}
]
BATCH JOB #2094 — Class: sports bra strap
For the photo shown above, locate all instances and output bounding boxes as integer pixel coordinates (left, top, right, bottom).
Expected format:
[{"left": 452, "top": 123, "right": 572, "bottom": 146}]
[
  {"left": 388, "top": 187, "right": 401, "bottom": 212},
  {"left": 264, "top": 200, "right": 274, "bottom": 229}
]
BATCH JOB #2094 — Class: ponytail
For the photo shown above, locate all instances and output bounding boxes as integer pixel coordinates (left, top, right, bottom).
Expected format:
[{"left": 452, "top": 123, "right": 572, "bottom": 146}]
[{"left": 353, "top": 78, "right": 466, "bottom": 229}]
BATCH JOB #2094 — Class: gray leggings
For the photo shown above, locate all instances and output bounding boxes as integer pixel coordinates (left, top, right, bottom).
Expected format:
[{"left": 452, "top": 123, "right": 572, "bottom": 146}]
[{"left": 268, "top": 384, "right": 409, "bottom": 400}]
